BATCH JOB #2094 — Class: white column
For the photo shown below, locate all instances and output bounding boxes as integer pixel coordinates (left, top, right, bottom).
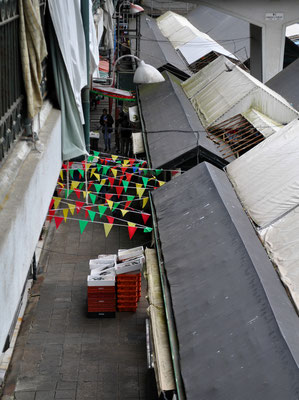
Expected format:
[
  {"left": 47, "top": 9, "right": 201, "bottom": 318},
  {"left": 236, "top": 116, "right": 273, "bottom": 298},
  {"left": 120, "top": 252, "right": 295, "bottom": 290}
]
[{"left": 262, "top": 23, "right": 286, "bottom": 82}]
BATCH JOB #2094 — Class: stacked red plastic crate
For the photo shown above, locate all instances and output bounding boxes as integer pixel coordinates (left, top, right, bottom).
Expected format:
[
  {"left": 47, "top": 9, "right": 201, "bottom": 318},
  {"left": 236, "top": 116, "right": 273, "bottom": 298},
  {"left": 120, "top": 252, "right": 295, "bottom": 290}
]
[
  {"left": 116, "top": 272, "right": 141, "bottom": 312},
  {"left": 87, "top": 285, "right": 116, "bottom": 313}
]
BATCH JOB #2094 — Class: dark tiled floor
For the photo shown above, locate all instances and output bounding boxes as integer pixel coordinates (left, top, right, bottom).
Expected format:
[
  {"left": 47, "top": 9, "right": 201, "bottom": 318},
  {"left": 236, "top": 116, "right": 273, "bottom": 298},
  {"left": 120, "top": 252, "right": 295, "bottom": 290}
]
[{"left": 2, "top": 217, "right": 152, "bottom": 400}]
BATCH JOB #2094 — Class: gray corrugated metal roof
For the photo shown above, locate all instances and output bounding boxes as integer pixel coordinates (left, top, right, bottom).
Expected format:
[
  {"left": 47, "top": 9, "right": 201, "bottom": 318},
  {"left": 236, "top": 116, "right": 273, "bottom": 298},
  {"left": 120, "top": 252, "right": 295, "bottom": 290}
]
[
  {"left": 187, "top": 5, "right": 250, "bottom": 62},
  {"left": 266, "top": 58, "right": 299, "bottom": 111},
  {"left": 152, "top": 162, "right": 299, "bottom": 400},
  {"left": 138, "top": 14, "right": 190, "bottom": 78},
  {"left": 139, "top": 71, "right": 224, "bottom": 169}
]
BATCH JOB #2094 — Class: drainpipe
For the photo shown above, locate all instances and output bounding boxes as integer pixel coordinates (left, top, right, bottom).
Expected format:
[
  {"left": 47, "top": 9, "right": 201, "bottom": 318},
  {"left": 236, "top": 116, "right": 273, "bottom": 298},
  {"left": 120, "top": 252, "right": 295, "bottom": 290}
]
[{"left": 81, "top": 0, "right": 90, "bottom": 153}]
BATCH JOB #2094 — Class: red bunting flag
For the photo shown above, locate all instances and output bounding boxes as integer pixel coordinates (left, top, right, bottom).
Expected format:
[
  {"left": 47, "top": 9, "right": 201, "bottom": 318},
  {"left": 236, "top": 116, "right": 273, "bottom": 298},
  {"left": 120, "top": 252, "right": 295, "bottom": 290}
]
[
  {"left": 129, "top": 158, "right": 135, "bottom": 166},
  {"left": 49, "top": 198, "right": 55, "bottom": 210},
  {"left": 57, "top": 186, "right": 64, "bottom": 196},
  {"left": 54, "top": 216, "right": 64, "bottom": 230},
  {"left": 85, "top": 205, "right": 92, "bottom": 218},
  {"left": 121, "top": 166, "right": 127, "bottom": 175},
  {"left": 74, "top": 188, "right": 81, "bottom": 199},
  {"left": 108, "top": 177, "right": 115, "bottom": 188},
  {"left": 48, "top": 209, "right": 55, "bottom": 222},
  {"left": 116, "top": 185, "right": 124, "bottom": 198},
  {"left": 81, "top": 160, "right": 86, "bottom": 169},
  {"left": 62, "top": 163, "right": 68, "bottom": 170},
  {"left": 141, "top": 213, "right": 150, "bottom": 224},
  {"left": 126, "top": 172, "right": 132, "bottom": 182},
  {"left": 76, "top": 201, "right": 85, "bottom": 214},
  {"left": 127, "top": 222, "right": 137, "bottom": 240},
  {"left": 118, "top": 176, "right": 123, "bottom": 186},
  {"left": 106, "top": 215, "right": 114, "bottom": 225},
  {"left": 68, "top": 162, "right": 73, "bottom": 169},
  {"left": 88, "top": 181, "right": 94, "bottom": 190},
  {"left": 105, "top": 193, "right": 113, "bottom": 201}
]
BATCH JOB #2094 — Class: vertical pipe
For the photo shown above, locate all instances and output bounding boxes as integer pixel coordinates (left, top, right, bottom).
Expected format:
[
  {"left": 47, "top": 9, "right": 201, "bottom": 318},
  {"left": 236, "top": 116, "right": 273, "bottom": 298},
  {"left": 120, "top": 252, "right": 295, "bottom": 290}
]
[
  {"left": 67, "top": 161, "right": 70, "bottom": 196},
  {"left": 81, "top": 0, "right": 90, "bottom": 153},
  {"left": 85, "top": 154, "right": 88, "bottom": 204}
]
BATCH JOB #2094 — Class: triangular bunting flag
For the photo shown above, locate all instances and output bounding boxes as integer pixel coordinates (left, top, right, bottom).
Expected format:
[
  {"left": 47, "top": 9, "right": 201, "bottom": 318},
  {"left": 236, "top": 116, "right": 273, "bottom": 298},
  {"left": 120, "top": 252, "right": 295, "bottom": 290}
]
[
  {"left": 83, "top": 191, "right": 89, "bottom": 199},
  {"left": 108, "top": 177, "right": 115, "bottom": 188},
  {"left": 65, "top": 189, "right": 73, "bottom": 199},
  {"left": 62, "top": 163, "right": 67, "bottom": 170},
  {"left": 142, "top": 168, "right": 148, "bottom": 176},
  {"left": 122, "top": 180, "right": 129, "bottom": 192},
  {"left": 79, "top": 220, "right": 88, "bottom": 234},
  {"left": 127, "top": 222, "right": 137, "bottom": 240},
  {"left": 78, "top": 169, "right": 84, "bottom": 178},
  {"left": 112, "top": 154, "right": 118, "bottom": 161},
  {"left": 94, "top": 183, "right": 103, "bottom": 193},
  {"left": 88, "top": 210, "right": 96, "bottom": 221},
  {"left": 79, "top": 182, "right": 84, "bottom": 190},
  {"left": 116, "top": 185, "right": 124, "bottom": 198},
  {"left": 125, "top": 172, "right": 132, "bottom": 182},
  {"left": 111, "top": 168, "right": 118, "bottom": 178},
  {"left": 105, "top": 193, "right": 113, "bottom": 201},
  {"left": 88, "top": 182, "right": 93, "bottom": 191},
  {"left": 71, "top": 181, "right": 80, "bottom": 190},
  {"left": 142, "top": 177, "right": 149, "bottom": 188},
  {"left": 144, "top": 227, "right": 153, "bottom": 233},
  {"left": 107, "top": 199, "right": 114, "bottom": 211},
  {"left": 142, "top": 197, "right": 149, "bottom": 209},
  {"left": 57, "top": 187, "right": 64, "bottom": 196},
  {"left": 74, "top": 188, "right": 81, "bottom": 199},
  {"left": 89, "top": 193, "right": 97, "bottom": 204},
  {"left": 118, "top": 176, "right": 123, "bottom": 187},
  {"left": 86, "top": 163, "right": 92, "bottom": 172},
  {"left": 85, "top": 205, "right": 92, "bottom": 218},
  {"left": 54, "top": 216, "right": 64, "bottom": 230},
  {"left": 76, "top": 201, "right": 84, "bottom": 214},
  {"left": 141, "top": 213, "right": 150, "bottom": 224},
  {"left": 120, "top": 209, "right": 129, "bottom": 217},
  {"left": 48, "top": 209, "right": 55, "bottom": 222},
  {"left": 90, "top": 168, "right": 96, "bottom": 178},
  {"left": 121, "top": 167, "right": 127, "bottom": 175},
  {"left": 68, "top": 203, "right": 75, "bottom": 215},
  {"left": 60, "top": 170, "right": 63, "bottom": 180},
  {"left": 53, "top": 197, "right": 61, "bottom": 210},
  {"left": 158, "top": 180, "right": 166, "bottom": 187},
  {"left": 129, "top": 158, "right": 135, "bottom": 166},
  {"left": 98, "top": 205, "right": 107, "bottom": 218},
  {"left": 106, "top": 216, "right": 114, "bottom": 225},
  {"left": 93, "top": 151, "right": 100, "bottom": 157},
  {"left": 133, "top": 163, "right": 140, "bottom": 173},
  {"left": 100, "top": 178, "right": 106, "bottom": 186},
  {"left": 68, "top": 162, "right": 73, "bottom": 169},
  {"left": 97, "top": 164, "right": 102, "bottom": 172},
  {"left": 104, "top": 223, "right": 113, "bottom": 237},
  {"left": 123, "top": 159, "right": 130, "bottom": 166},
  {"left": 69, "top": 170, "right": 74, "bottom": 179},
  {"left": 155, "top": 169, "right": 162, "bottom": 176},
  {"left": 94, "top": 173, "right": 100, "bottom": 181},
  {"left": 63, "top": 208, "right": 69, "bottom": 222},
  {"left": 87, "top": 156, "right": 94, "bottom": 162},
  {"left": 102, "top": 165, "right": 110, "bottom": 175},
  {"left": 136, "top": 183, "right": 145, "bottom": 199},
  {"left": 112, "top": 202, "right": 120, "bottom": 212},
  {"left": 124, "top": 195, "right": 135, "bottom": 210},
  {"left": 49, "top": 198, "right": 54, "bottom": 210}
]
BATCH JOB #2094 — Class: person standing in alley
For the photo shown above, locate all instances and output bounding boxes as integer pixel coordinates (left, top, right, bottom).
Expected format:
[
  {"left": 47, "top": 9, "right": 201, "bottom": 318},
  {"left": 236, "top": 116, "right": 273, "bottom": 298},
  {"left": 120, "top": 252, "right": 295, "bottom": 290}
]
[
  {"left": 120, "top": 114, "right": 132, "bottom": 156},
  {"left": 99, "top": 108, "right": 114, "bottom": 152}
]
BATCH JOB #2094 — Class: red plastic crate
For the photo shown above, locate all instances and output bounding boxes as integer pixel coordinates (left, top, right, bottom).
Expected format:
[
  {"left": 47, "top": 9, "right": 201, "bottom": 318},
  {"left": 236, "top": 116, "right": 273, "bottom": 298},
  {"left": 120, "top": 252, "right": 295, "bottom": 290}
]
[
  {"left": 88, "top": 306, "right": 116, "bottom": 312},
  {"left": 117, "top": 306, "right": 137, "bottom": 312},
  {"left": 88, "top": 299, "right": 116, "bottom": 306},
  {"left": 88, "top": 286, "right": 115, "bottom": 293},
  {"left": 88, "top": 292, "right": 116, "bottom": 299},
  {"left": 117, "top": 294, "right": 138, "bottom": 302}
]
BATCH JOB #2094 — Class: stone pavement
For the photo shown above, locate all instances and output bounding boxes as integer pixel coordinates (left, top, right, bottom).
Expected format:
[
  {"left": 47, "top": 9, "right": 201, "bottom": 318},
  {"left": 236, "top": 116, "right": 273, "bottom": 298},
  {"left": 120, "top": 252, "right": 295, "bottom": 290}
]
[{"left": 2, "top": 216, "right": 152, "bottom": 400}]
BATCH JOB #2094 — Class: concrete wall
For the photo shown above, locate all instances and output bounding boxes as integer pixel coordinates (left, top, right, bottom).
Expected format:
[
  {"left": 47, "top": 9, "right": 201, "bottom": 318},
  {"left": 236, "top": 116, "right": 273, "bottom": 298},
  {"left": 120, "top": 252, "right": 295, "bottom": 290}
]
[{"left": 0, "top": 109, "right": 62, "bottom": 352}]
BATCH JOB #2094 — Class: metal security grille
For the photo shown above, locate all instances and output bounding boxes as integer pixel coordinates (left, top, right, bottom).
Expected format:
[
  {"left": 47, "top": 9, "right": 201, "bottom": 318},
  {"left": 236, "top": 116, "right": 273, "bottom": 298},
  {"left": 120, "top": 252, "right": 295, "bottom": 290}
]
[
  {"left": 0, "top": 0, "right": 24, "bottom": 164},
  {"left": 207, "top": 114, "right": 264, "bottom": 159}
]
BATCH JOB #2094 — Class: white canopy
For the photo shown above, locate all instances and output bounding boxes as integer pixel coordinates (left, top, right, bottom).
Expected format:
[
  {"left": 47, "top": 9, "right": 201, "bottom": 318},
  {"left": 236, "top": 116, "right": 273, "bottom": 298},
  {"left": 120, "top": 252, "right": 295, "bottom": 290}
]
[
  {"left": 157, "top": 11, "right": 201, "bottom": 49},
  {"left": 178, "top": 35, "right": 237, "bottom": 66},
  {"left": 241, "top": 108, "right": 282, "bottom": 138},
  {"left": 181, "top": 56, "right": 299, "bottom": 128},
  {"left": 227, "top": 118, "right": 299, "bottom": 228}
]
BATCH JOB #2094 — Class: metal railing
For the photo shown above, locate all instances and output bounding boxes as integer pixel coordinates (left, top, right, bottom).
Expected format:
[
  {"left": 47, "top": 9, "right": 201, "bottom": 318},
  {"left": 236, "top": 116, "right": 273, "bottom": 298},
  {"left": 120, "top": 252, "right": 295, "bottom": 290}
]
[{"left": 0, "top": 0, "right": 24, "bottom": 164}]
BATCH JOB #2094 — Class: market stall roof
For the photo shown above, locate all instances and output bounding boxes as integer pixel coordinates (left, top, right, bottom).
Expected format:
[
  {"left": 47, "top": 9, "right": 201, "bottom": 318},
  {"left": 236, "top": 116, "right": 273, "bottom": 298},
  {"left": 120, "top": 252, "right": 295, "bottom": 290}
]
[
  {"left": 187, "top": 5, "right": 250, "bottom": 62},
  {"left": 181, "top": 55, "right": 299, "bottom": 129},
  {"left": 137, "top": 14, "right": 190, "bottom": 79},
  {"left": 139, "top": 71, "right": 225, "bottom": 169},
  {"left": 266, "top": 58, "right": 299, "bottom": 111},
  {"left": 152, "top": 162, "right": 299, "bottom": 400}
]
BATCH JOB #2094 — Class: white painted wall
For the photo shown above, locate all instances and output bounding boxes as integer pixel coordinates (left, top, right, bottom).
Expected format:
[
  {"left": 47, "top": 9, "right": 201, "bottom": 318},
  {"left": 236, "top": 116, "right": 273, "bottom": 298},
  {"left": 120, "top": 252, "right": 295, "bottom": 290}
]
[{"left": 0, "top": 109, "right": 62, "bottom": 352}]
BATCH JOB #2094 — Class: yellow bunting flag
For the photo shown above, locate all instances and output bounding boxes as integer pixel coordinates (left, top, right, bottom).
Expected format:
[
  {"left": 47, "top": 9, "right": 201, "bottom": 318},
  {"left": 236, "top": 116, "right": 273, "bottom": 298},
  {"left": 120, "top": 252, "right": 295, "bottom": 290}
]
[
  {"left": 83, "top": 191, "right": 91, "bottom": 199},
  {"left": 90, "top": 168, "right": 96, "bottom": 178},
  {"left": 127, "top": 221, "right": 137, "bottom": 239},
  {"left": 120, "top": 209, "right": 129, "bottom": 217},
  {"left": 136, "top": 183, "right": 145, "bottom": 199},
  {"left": 71, "top": 181, "right": 80, "bottom": 190},
  {"left": 158, "top": 180, "right": 166, "bottom": 187},
  {"left": 53, "top": 197, "right": 61, "bottom": 210},
  {"left": 63, "top": 208, "right": 69, "bottom": 222},
  {"left": 57, "top": 182, "right": 64, "bottom": 187},
  {"left": 68, "top": 203, "right": 75, "bottom": 215},
  {"left": 107, "top": 199, "right": 113, "bottom": 211},
  {"left": 111, "top": 168, "right": 118, "bottom": 178},
  {"left": 94, "top": 173, "right": 100, "bottom": 181},
  {"left": 104, "top": 223, "right": 113, "bottom": 237},
  {"left": 60, "top": 170, "right": 63, "bottom": 180},
  {"left": 112, "top": 154, "right": 118, "bottom": 161},
  {"left": 100, "top": 178, "right": 106, "bottom": 185},
  {"left": 142, "top": 197, "right": 149, "bottom": 208},
  {"left": 122, "top": 159, "right": 130, "bottom": 166},
  {"left": 86, "top": 163, "right": 92, "bottom": 172}
]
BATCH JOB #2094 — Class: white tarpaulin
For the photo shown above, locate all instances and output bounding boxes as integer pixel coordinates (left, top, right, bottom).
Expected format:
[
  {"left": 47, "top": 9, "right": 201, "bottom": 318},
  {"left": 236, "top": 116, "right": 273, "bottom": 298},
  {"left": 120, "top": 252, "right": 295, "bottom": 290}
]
[
  {"left": 157, "top": 11, "right": 201, "bottom": 49},
  {"left": 178, "top": 35, "right": 237, "bottom": 66},
  {"left": 48, "top": 0, "right": 87, "bottom": 123},
  {"left": 102, "top": 0, "right": 114, "bottom": 50},
  {"left": 226, "top": 118, "right": 299, "bottom": 228},
  {"left": 242, "top": 108, "right": 282, "bottom": 138},
  {"left": 259, "top": 207, "right": 299, "bottom": 312},
  {"left": 89, "top": 0, "right": 99, "bottom": 76},
  {"left": 181, "top": 56, "right": 299, "bottom": 128}
]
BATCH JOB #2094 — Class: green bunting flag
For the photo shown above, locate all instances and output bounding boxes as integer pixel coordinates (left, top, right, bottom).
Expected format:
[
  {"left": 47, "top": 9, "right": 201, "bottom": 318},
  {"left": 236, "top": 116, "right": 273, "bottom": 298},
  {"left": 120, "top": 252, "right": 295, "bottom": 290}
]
[
  {"left": 94, "top": 183, "right": 103, "bottom": 193},
  {"left": 79, "top": 220, "right": 88, "bottom": 234},
  {"left": 98, "top": 205, "right": 107, "bottom": 218},
  {"left": 102, "top": 165, "right": 110, "bottom": 175},
  {"left": 144, "top": 227, "right": 153, "bottom": 233},
  {"left": 93, "top": 151, "right": 100, "bottom": 157},
  {"left": 155, "top": 169, "right": 162, "bottom": 176},
  {"left": 78, "top": 169, "right": 84, "bottom": 178},
  {"left": 88, "top": 210, "right": 96, "bottom": 221},
  {"left": 97, "top": 164, "right": 102, "bottom": 172},
  {"left": 79, "top": 182, "right": 84, "bottom": 190},
  {"left": 122, "top": 180, "right": 129, "bottom": 192},
  {"left": 87, "top": 156, "right": 94, "bottom": 162},
  {"left": 89, "top": 193, "right": 96, "bottom": 204},
  {"left": 112, "top": 202, "right": 120, "bottom": 212},
  {"left": 142, "top": 169, "right": 148, "bottom": 176},
  {"left": 142, "top": 177, "right": 149, "bottom": 188},
  {"left": 65, "top": 189, "right": 74, "bottom": 199},
  {"left": 69, "top": 170, "right": 74, "bottom": 179}
]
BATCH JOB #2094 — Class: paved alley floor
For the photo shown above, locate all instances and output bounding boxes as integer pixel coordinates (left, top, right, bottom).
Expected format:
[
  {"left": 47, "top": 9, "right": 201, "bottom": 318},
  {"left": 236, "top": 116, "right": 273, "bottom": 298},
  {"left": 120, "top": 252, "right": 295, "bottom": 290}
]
[{"left": 2, "top": 217, "right": 151, "bottom": 400}]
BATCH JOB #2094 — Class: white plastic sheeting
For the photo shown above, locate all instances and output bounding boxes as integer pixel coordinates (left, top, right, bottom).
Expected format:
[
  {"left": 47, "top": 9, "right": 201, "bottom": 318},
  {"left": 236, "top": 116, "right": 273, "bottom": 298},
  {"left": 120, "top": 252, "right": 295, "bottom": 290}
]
[
  {"left": 178, "top": 35, "right": 237, "bottom": 66},
  {"left": 242, "top": 108, "right": 282, "bottom": 138},
  {"left": 259, "top": 208, "right": 299, "bottom": 311},
  {"left": 157, "top": 11, "right": 201, "bottom": 49},
  {"left": 89, "top": 0, "right": 99, "bottom": 76},
  {"left": 102, "top": 0, "right": 114, "bottom": 50},
  {"left": 226, "top": 118, "right": 299, "bottom": 228},
  {"left": 48, "top": 0, "right": 87, "bottom": 124},
  {"left": 181, "top": 56, "right": 299, "bottom": 128}
]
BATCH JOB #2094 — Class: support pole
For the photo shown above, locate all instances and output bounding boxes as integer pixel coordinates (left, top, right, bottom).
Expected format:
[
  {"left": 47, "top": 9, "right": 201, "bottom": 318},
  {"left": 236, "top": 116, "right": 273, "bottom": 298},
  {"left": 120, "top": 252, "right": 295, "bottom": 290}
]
[{"left": 81, "top": 0, "right": 90, "bottom": 153}]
